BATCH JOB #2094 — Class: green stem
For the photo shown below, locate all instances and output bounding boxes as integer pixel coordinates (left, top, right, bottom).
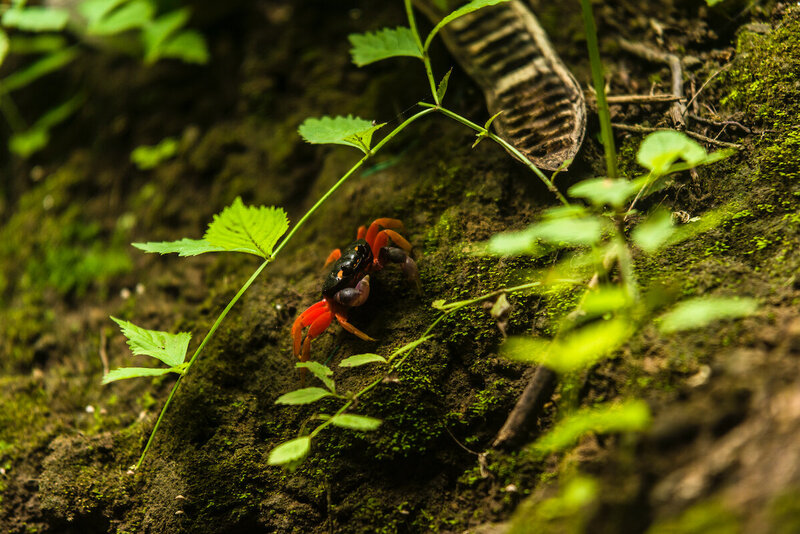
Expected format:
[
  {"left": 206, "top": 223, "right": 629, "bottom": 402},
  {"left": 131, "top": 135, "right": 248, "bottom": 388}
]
[
  {"left": 421, "top": 103, "right": 569, "bottom": 206},
  {"left": 404, "top": 0, "right": 440, "bottom": 104},
  {"left": 0, "top": 89, "right": 27, "bottom": 133},
  {"left": 578, "top": 0, "right": 618, "bottom": 180}
]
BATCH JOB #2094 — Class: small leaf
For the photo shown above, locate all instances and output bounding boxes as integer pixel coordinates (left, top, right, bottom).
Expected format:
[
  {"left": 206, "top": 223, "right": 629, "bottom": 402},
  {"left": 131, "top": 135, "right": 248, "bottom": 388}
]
[
  {"left": 9, "top": 128, "right": 48, "bottom": 158},
  {"left": 339, "top": 353, "right": 387, "bottom": 367},
  {"left": 658, "top": 297, "right": 757, "bottom": 333},
  {"left": 130, "top": 137, "right": 178, "bottom": 170},
  {"left": 296, "top": 361, "right": 335, "bottom": 392},
  {"left": 484, "top": 110, "right": 503, "bottom": 130},
  {"left": 102, "top": 366, "right": 176, "bottom": 384},
  {"left": 579, "top": 286, "right": 631, "bottom": 317},
  {"left": 204, "top": 197, "right": 289, "bottom": 258},
  {"left": 275, "top": 387, "right": 333, "bottom": 405},
  {"left": 424, "top": 0, "right": 511, "bottom": 50},
  {"left": 9, "top": 34, "right": 67, "bottom": 55},
  {"left": 87, "top": 0, "right": 154, "bottom": 35},
  {"left": 329, "top": 414, "right": 382, "bottom": 431},
  {"left": 631, "top": 210, "right": 675, "bottom": 253},
  {"left": 391, "top": 335, "right": 434, "bottom": 359},
  {"left": 110, "top": 316, "right": 191, "bottom": 367},
  {"left": 533, "top": 400, "right": 651, "bottom": 455},
  {"left": 637, "top": 130, "right": 707, "bottom": 175},
  {"left": 431, "top": 299, "right": 447, "bottom": 310},
  {"left": 2, "top": 7, "right": 70, "bottom": 32},
  {"left": 484, "top": 227, "right": 540, "bottom": 256},
  {"left": 529, "top": 217, "right": 604, "bottom": 246},
  {"left": 0, "top": 30, "right": 9, "bottom": 67},
  {"left": 2, "top": 47, "right": 78, "bottom": 93},
  {"left": 348, "top": 27, "right": 422, "bottom": 67},
  {"left": 436, "top": 68, "right": 452, "bottom": 102},
  {"left": 156, "top": 29, "right": 209, "bottom": 64},
  {"left": 79, "top": 0, "right": 127, "bottom": 24},
  {"left": 268, "top": 436, "right": 311, "bottom": 466},
  {"left": 568, "top": 178, "right": 638, "bottom": 208},
  {"left": 298, "top": 115, "right": 385, "bottom": 154},
  {"left": 142, "top": 8, "right": 190, "bottom": 61},
  {"left": 472, "top": 111, "right": 503, "bottom": 148},
  {"left": 132, "top": 238, "right": 226, "bottom": 256}
]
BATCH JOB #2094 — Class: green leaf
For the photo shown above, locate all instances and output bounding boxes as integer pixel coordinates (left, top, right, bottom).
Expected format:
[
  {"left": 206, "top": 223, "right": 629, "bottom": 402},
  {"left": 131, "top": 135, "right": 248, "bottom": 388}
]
[
  {"left": 472, "top": 110, "right": 503, "bottom": 148},
  {"left": 529, "top": 216, "right": 604, "bottom": 246},
  {"left": 296, "top": 361, "right": 335, "bottom": 392},
  {"left": 632, "top": 210, "right": 675, "bottom": 253},
  {"left": 156, "top": 29, "right": 208, "bottom": 64},
  {"left": 298, "top": 115, "right": 385, "bottom": 154},
  {"left": 79, "top": 0, "right": 128, "bottom": 24},
  {"left": 503, "top": 319, "right": 634, "bottom": 374},
  {"left": 483, "top": 227, "right": 541, "bottom": 256},
  {"left": 706, "top": 0, "right": 726, "bottom": 5},
  {"left": 436, "top": 68, "right": 452, "bottom": 102},
  {"left": 203, "top": 197, "right": 289, "bottom": 258},
  {"left": 579, "top": 286, "right": 632, "bottom": 317},
  {"left": 2, "top": 7, "right": 70, "bottom": 32},
  {"left": 132, "top": 238, "right": 226, "bottom": 256},
  {"left": 658, "top": 297, "right": 757, "bottom": 333},
  {"left": 637, "top": 130, "right": 707, "bottom": 175},
  {"left": 0, "top": 30, "right": 9, "bottom": 67},
  {"left": 275, "top": 387, "right": 333, "bottom": 405},
  {"left": 9, "top": 128, "right": 48, "bottom": 158},
  {"left": 110, "top": 316, "right": 191, "bottom": 367},
  {"left": 391, "top": 335, "right": 434, "bottom": 358},
  {"left": 131, "top": 137, "right": 178, "bottom": 169},
  {"left": 267, "top": 436, "right": 311, "bottom": 466},
  {"left": 423, "top": 0, "right": 511, "bottom": 50},
  {"left": 87, "top": 0, "right": 154, "bottom": 35},
  {"left": 568, "top": 178, "right": 638, "bottom": 208},
  {"left": 142, "top": 8, "right": 190, "bottom": 61},
  {"left": 533, "top": 400, "right": 651, "bottom": 455},
  {"left": 9, "top": 34, "right": 66, "bottom": 55},
  {"left": 348, "top": 27, "right": 422, "bottom": 67},
  {"left": 101, "top": 366, "right": 176, "bottom": 384},
  {"left": 1, "top": 47, "right": 78, "bottom": 93},
  {"left": 339, "top": 353, "right": 387, "bottom": 367},
  {"left": 329, "top": 414, "right": 382, "bottom": 431}
]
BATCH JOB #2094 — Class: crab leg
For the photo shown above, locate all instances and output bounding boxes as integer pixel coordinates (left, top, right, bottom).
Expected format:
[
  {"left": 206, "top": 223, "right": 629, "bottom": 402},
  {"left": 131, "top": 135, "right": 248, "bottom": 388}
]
[
  {"left": 334, "top": 313, "right": 376, "bottom": 341},
  {"left": 365, "top": 218, "right": 404, "bottom": 251},
  {"left": 299, "top": 311, "right": 333, "bottom": 362},
  {"left": 291, "top": 300, "right": 329, "bottom": 357},
  {"left": 324, "top": 249, "right": 342, "bottom": 268},
  {"left": 372, "top": 229, "right": 412, "bottom": 254}
]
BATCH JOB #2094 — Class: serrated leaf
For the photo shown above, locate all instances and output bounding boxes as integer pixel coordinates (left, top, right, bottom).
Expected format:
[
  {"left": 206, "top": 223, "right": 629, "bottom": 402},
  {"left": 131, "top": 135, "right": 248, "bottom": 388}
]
[
  {"left": 110, "top": 316, "right": 191, "bottom": 367},
  {"left": 298, "top": 115, "right": 385, "bottom": 154},
  {"left": 132, "top": 238, "right": 226, "bottom": 256},
  {"left": 296, "top": 361, "right": 335, "bottom": 392},
  {"left": 268, "top": 436, "right": 311, "bottom": 465},
  {"left": 329, "top": 413, "right": 382, "bottom": 431},
  {"left": 275, "top": 387, "right": 333, "bottom": 405},
  {"left": 203, "top": 197, "right": 289, "bottom": 258},
  {"left": 339, "top": 353, "right": 387, "bottom": 367},
  {"left": 2, "top": 7, "right": 70, "bottom": 32},
  {"left": 142, "top": 8, "right": 190, "bottom": 60},
  {"left": 156, "top": 29, "right": 208, "bottom": 64},
  {"left": 101, "top": 366, "right": 176, "bottom": 384},
  {"left": 658, "top": 297, "right": 757, "bottom": 333},
  {"left": 348, "top": 27, "right": 422, "bottom": 67},
  {"left": 436, "top": 68, "right": 452, "bottom": 102},
  {"left": 533, "top": 400, "right": 651, "bottom": 455},
  {"left": 2, "top": 47, "right": 78, "bottom": 93},
  {"left": 568, "top": 178, "right": 638, "bottom": 208},
  {"left": 637, "top": 130, "right": 707, "bottom": 175},
  {"left": 87, "top": 0, "right": 153, "bottom": 35},
  {"left": 631, "top": 210, "right": 675, "bottom": 253},
  {"left": 424, "top": 0, "right": 511, "bottom": 50}
]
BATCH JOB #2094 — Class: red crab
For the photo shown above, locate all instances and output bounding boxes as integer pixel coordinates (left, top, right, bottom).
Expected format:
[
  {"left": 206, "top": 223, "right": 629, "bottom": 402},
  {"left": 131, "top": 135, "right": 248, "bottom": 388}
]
[{"left": 291, "top": 218, "right": 419, "bottom": 363}]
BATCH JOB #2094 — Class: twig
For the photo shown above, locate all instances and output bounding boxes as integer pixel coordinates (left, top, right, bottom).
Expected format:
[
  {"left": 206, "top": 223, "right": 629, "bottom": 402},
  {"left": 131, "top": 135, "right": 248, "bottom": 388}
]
[
  {"left": 683, "top": 64, "right": 731, "bottom": 117},
  {"left": 443, "top": 425, "right": 481, "bottom": 456},
  {"left": 611, "top": 122, "right": 742, "bottom": 149},
  {"left": 99, "top": 328, "right": 109, "bottom": 376},
  {"left": 604, "top": 94, "right": 683, "bottom": 104},
  {"left": 619, "top": 39, "right": 685, "bottom": 127},
  {"left": 687, "top": 113, "right": 752, "bottom": 134},
  {"left": 491, "top": 366, "right": 557, "bottom": 449}
]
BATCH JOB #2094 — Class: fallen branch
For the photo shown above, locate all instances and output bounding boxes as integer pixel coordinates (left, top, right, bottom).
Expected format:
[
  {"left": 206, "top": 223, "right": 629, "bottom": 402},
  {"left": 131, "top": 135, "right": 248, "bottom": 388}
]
[{"left": 619, "top": 39, "right": 686, "bottom": 127}]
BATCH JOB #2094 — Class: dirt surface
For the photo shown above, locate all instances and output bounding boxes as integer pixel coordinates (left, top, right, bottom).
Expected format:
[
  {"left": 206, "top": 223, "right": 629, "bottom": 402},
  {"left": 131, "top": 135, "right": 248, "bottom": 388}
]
[{"left": 1, "top": 0, "right": 800, "bottom": 532}]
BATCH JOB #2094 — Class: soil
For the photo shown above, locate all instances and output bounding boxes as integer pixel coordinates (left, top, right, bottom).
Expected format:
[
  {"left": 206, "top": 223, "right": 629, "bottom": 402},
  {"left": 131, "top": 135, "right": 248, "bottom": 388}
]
[{"left": 1, "top": 0, "right": 800, "bottom": 533}]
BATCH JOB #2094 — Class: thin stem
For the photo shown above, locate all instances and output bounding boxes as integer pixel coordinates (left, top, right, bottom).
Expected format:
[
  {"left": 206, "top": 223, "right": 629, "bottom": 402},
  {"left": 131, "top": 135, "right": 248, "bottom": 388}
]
[
  {"left": 0, "top": 89, "right": 27, "bottom": 133},
  {"left": 422, "top": 103, "right": 569, "bottom": 206},
  {"left": 579, "top": 0, "right": 618, "bottom": 180},
  {"left": 404, "top": 0, "right": 440, "bottom": 104}
]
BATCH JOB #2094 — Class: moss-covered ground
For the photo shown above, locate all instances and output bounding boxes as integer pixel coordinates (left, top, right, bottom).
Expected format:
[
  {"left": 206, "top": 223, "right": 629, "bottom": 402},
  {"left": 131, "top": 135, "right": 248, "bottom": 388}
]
[{"left": 2, "top": 0, "right": 800, "bottom": 532}]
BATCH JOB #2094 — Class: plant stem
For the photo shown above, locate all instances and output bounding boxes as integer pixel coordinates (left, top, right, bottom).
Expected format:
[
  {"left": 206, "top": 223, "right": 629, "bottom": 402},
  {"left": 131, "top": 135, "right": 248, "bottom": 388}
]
[
  {"left": 420, "top": 102, "right": 569, "bottom": 206},
  {"left": 404, "top": 0, "right": 440, "bottom": 104},
  {"left": 136, "top": 107, "right": 436, "bottom": 470},
  {"left": 578, "top": 0, "right": 618, "bottom": 180}
]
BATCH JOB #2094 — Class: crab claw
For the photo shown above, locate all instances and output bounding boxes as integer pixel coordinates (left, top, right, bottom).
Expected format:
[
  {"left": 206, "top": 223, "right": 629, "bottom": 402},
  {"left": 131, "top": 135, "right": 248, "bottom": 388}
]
[{"left": 291, "top": 299, "right": 333, "bottom": 362}]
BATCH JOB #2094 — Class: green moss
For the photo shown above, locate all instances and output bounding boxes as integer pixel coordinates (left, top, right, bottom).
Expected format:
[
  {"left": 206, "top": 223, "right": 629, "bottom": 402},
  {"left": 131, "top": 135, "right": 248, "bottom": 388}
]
[{"left": 769, "top": 487, "right": 800, "bottom": 534}]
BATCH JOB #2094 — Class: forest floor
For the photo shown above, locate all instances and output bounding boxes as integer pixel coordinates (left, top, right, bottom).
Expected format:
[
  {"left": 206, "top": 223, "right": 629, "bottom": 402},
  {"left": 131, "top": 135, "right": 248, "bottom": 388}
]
[{"left": 1, "top": 0, "right": 800, "bottom": 532}]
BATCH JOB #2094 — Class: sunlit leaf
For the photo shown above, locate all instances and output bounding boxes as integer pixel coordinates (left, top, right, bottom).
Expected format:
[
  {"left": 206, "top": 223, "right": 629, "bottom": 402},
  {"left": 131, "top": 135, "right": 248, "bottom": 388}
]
[
  {"left": 156, "top": 29, "right": 208, "bottom": 64},
  {"left": 275, "top": 387, "right": 333, "bottom": 405},
  {"left": 130, "top": 137, "right": 178, "bottom": 170},
  {"left": 579, "top": 286, "right": 632, "bottom": 317},
  {"left": 0, "top": 30, "right": 9, "bottom": 67},
  {"left": 132, "top": 238, "right": 226, "bottom": 256},
  {"left": 533, "top": 400, "right": 651, "bottom": 454},
  {"left": 637, "top": 130, "right": 707, "bottom": 175},
  {"left": 529, "top": 217, "right": 604, "bottom": 246},
  {"left": 298, "top": 115, "right": 385, "bottom": 154},
  {"left": 2, "top": 47, "right": 78, "bottom": 93},
  {"left": 267, "top": 436, "right": 311, "bottom": 465},
  {"left": 329, "top": 413, "right": 382, "bottom": 431},
  {"left": 79, "top": 0, "right": 127, "bottom": 24},
  {"left": 9, "top": 128, "right": 48, "bottom": 158},
  {"left": 436, "top": 68, "right": 452, "bottom": 102},
  {"left": 348, "top": 27, "right": 422, "bottom": 67},
  {"left": 658, "top": 297, "right": 757, "bottom": 333},
  {"left": 204, "top": 197, "right": 289, "bottom": 258},
  {"left": 503, "top": 319, "right": 634, "bottom": 374},
  {"left": 102, "top": 366, "right": 176, "bottom": 384},
  {"left": 2, "top": 7, "right": 70, "bottom": 32},
  {"left": 142, "top": 8, "right": 190, "bottom": 61},
  {"left": 87, "top": 0, "right": 153, "bottom": 35},
  {"left": 483, "top": 227, "right": 540, "bottom": 256},
  {"left": 632, "top": 210, "right": 675, "bottom": 253},
  {"left": 424, "top": 0, "right": 511, "bottom": 50},
  {"left": 568, "top": 178, "right": 638, "bottom": 208},
  {"left": 110, "top": 316, "right": 191, "bottom": 367},
  {"left": 339, "top": 353, "right": 387, "bottom": 367},
  {"left": 296, "top": 361, "right": 335, "bottom": 392}
]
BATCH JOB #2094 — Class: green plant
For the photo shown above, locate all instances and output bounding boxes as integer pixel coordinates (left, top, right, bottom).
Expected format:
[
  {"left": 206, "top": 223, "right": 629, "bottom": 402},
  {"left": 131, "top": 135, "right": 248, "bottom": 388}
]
[{"left": 0, "top": 0, "right": 208, "bottom": 157}]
